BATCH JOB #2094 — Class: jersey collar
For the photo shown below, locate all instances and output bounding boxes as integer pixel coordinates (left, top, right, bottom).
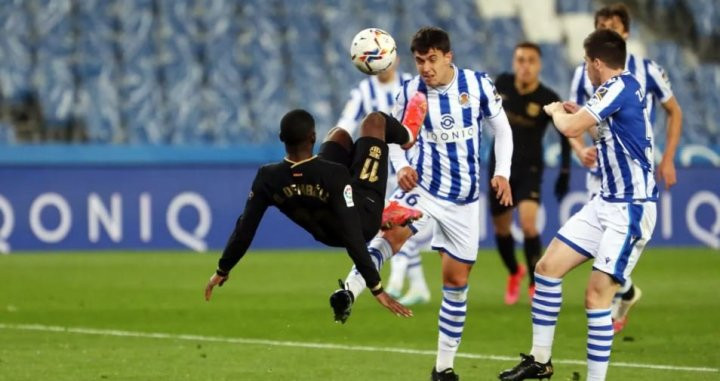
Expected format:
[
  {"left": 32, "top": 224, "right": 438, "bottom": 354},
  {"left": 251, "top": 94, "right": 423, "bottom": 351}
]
[{"left": 284, "top": 155, "right": 318, "bottom": 168}]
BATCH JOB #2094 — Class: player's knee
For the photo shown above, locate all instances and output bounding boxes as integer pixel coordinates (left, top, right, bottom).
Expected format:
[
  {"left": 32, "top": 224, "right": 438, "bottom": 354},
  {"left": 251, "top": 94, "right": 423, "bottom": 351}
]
[
  {"left": 359, "top": 112, "right": 385, "bottom": 140},
  {"left": 534, "top": 257, "right": 551, "bottom": 276},
  {"left": 521, "top": 224, "right": 538, "bottom": 237},
  {"left": 324, "top": 127, "right": 353, "bottom": 151},
  {"left": 381, "top": 226, "right": 413, "bottom": 253}
]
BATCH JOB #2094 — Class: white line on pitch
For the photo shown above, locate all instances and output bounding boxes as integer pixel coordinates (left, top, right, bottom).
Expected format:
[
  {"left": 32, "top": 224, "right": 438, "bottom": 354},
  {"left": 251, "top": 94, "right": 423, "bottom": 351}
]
[{"left": 0, "top": 323, "right": 716, "bottom": 373}]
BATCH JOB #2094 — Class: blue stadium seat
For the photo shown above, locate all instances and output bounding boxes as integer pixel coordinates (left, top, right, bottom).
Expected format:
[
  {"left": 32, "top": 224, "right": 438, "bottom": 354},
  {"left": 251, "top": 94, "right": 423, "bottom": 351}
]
[
  {"left": 238, "top": 0, "right": 290, "bottom": 142},
  {"left": 682, "top": 0, "right": 716, "bottom": 37},
  {"left": 0, "top": 0, "right": 34, "bottom": 104},
  {"left": 157, "top": 0, "right": 205, "bottom": 144},
  {"left": 200, "top": 0, "right": 253, "bottom": 144},
  {"left": 75, "top": 0, "right": 123, "bottom": 143},
  {"left": 0, "top": 122, "right": 16, "bottom": 143},
  {"left": 117, "top": 0, "right": 166, "bottom": 144},
  {"left": 484, "top": 18, "right": 525, "bottom": 76},
  {"left": 538, "top": 43, "right": 571, "bottom": 97},
  {"left": 33, "top": 0, "right": 75, "bottom": 128},
  {"left": 556, "top": 0, "right": 593, "bottom": 14}
]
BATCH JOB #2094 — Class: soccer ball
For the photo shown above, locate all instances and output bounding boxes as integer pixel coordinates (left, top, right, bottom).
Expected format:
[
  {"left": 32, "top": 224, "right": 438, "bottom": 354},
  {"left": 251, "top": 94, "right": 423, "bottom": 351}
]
[{"left": 350, "top": 28, "right": 397, "bottom": 75}]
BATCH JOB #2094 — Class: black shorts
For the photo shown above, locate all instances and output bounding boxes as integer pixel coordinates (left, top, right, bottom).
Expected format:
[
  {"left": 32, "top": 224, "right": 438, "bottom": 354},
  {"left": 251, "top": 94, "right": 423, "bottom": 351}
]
[
  {"left": 489, "top": 164, "right": 543, "bottom": 216},
  {"left": 319, "top": 138, "right": 388, "bottom": 239}
]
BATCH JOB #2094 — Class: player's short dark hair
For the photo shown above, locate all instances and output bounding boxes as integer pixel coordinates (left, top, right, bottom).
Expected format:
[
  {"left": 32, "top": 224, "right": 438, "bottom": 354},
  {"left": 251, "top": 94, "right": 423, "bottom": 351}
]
[
  {"left": 594, "top": 3, "right": 631, "bottom": 32},
  {"left": 279, "top": 109, "right": 315, "bottom": 146},
  {"left": 410, "top": 26, "right": 451, "bottom": 54},
  {"left": 514, "top": 41, "right": 542, "bottom": 57},
  {"left": 583, "top": 29, "right": 626, "bottom": 70}
]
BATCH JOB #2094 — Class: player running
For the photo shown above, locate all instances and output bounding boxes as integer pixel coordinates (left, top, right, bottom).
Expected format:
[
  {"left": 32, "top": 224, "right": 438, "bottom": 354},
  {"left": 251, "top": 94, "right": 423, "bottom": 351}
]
[
  {"left": 336, "top": 27, "right": 514, "bottom": 381},
  {"left": 499, "top": 29, "right": 659, "bottom": 381},
  {"left": 568, "top": 3, "right": 683, "bottom": 333},
  {"left": 490, "top": 42, "right": 571, "bottom": 305},
  {"left": 204, "top": 103, "right": 427, "bottom": 319}
]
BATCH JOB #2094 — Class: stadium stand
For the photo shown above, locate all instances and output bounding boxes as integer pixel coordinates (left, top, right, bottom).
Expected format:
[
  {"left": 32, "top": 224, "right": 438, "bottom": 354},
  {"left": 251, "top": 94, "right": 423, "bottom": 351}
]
[{"left": 0, "top": 0, "right": 716, "bottom": 164}]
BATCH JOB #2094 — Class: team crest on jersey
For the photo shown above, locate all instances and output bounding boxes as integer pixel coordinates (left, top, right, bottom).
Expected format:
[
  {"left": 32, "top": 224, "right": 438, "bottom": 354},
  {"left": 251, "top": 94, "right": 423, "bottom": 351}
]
[
  {"left": 343, "top": 184, "right": 354, "bottom": 207},
  {"left": 588, "top": 86, "right": 608, "bottom": 106},
  {"left": 526, "top": 102, "right": 540, "bottom": 117},
  {"left": 458, "top": 92, "right": 471, "bottom": 109}
]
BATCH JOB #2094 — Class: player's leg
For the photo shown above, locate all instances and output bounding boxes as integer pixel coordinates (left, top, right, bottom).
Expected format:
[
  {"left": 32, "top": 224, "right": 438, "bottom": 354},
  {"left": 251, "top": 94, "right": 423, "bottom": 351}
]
[
  {"left": 500, "top": 200, "right": 603, "bottom": 381},
  {"left": 430, "top": 198, "right": 479, "bottom": 380},
  {"left": 584, "top": 201, "right": 656, "bottom": 380},
  {"left": 612, "top": 276, "right": 642, "bottom": 333},
  {"left": 398, "top": 222, "right": 433, "bottom": 306},
  {"left": 518, "top": 199, "right": 541, "bottom": 296},
  {"left": 492, "top": 208, "right": 525, "bottom": 305}
]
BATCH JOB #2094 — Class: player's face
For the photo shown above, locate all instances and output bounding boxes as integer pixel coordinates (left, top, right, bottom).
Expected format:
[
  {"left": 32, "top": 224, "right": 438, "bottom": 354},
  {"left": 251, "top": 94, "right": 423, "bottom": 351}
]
[
  {"left": 413, "top": 48, "right": 453, "bottom": 87},
  {"left": 596, "top": 16, "right": 629, "bottom": 39},
  {"left": 584, "top": 55, "right": 602, "bottom": 87},
  {"left": 512, "top": 48, "right": 541, "bottom": 85}
]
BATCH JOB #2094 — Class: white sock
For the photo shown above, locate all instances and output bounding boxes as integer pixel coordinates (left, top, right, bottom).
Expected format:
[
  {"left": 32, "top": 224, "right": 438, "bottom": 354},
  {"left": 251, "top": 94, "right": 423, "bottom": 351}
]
[
  {"left": 387, "top": 253, "right": 408, "bottom": 292},
  {"left": 530, "top": 273, "right": 563, "bottom": 363},
  {"left": 436, "top": 285, "right": 468, "bottom": 372},
  {"left": 586, "top": 308, "right": 613, "bottom": 381},
  {"left": 344, "top": 237, "right": 393, "bottom": 298}
]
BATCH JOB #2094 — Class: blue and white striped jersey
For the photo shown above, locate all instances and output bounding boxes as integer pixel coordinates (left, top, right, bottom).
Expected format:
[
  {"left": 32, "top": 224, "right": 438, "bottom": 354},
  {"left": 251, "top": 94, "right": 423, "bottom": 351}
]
[
  {"left": 392, "top": 65, "right": 504, "bottom": 204},
  {"left": 336, "top": 72, "right": 414, "bottom": 138},
  {"left": 570, "top": 53, "right": 674, "bottom": 123},
  {"left": 570, "top": 53, "right": 672, "bottom": 179},
  {"left": 584, "top": 72, "right": 658, "bottom": 202}
]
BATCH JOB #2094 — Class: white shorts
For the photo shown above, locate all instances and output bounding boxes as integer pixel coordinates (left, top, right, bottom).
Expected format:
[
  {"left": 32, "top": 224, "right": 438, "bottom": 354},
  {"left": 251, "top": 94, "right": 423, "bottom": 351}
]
[
  {"left": 556, "top": 197, "right": 657, "bottom": 284},
  {"left": 389, "top": 185, "right": 479, "bottom": 264}
]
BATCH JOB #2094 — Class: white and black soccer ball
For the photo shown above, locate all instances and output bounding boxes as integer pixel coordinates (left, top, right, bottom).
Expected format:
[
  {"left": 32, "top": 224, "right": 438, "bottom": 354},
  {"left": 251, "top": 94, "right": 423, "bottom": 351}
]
[{"left": 350, "top": 28, "right": 397, "bottom": 75}]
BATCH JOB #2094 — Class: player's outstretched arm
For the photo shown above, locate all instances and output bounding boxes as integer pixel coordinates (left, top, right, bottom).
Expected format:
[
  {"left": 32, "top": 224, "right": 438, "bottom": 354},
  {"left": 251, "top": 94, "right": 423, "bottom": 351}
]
[{"left": 205, "top": 170, "right": 270, "bottom": 301}]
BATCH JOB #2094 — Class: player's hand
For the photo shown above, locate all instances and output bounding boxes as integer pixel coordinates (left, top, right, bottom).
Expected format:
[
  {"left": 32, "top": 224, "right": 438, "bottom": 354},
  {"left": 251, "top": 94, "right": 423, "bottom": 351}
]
[
  {"left": 491, "top": 175, "right": 513, "bottom": 207},
  {"left": 397, "top": 166, "right": 418, "bottom": 192},
  {"left": 543, "top": 101, "right": 564, "bottom": 116},
  {"left": 562, "top": 101, "right": 581, "bottom": 114},
  {"left": 580, "top": 146, "right": 598, "bottom": 168},
  {"left": 657, "top": 157, "right": 677, "bottom": 189},
  {"left": 374, "top": 291, "right": 413, "bottom": 318},
  {"left": 554, "top": 171, "right": 570, "bottom": 202},
  {"left": 204, "top": 273, "right": 228, "bottom": 301}
]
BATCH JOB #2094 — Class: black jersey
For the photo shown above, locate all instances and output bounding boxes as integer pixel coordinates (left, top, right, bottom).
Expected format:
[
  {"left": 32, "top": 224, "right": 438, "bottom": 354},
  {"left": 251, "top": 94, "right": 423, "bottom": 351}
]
[
  {"left": 218, "top": 156, "right": 381, "bottom": 289},
  {"left": 490, "top": 73, "right": 570, "bottom": 172}
]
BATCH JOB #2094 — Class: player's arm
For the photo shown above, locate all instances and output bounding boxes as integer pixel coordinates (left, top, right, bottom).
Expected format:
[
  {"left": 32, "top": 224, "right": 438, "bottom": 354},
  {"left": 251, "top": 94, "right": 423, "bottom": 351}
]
[
  {"left": 550, "top": 93, "right": 572, "bottom": 201},
  {"left": 205, "top": 169, "right": 270, "bottom": 301},
  {"left": 481, "top": 73, "right": 513, "bottom": 206},
  {"left": 647, "top": 60, "right": 683, "bottom": 189},
  {"left": 391, "top": 81, "right": 419, "bottom": 191},
  {"left": 329, "top": 173, "right": 412, "bottom": 317},
  {"left": 544, "top": 102, "right": 597, "bottom": 138}
]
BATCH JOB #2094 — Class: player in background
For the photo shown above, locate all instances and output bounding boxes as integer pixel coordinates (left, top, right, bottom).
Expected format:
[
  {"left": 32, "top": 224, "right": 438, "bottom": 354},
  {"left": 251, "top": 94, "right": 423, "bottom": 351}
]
[
  {"left": 204, "top": 104, "right": 428, "bottom": 320},
  {"left": 500, "top": 29, "right": 659, "bottom": 381},
  {"left": 336, "top": 60, "right": 434, "bottom": 306},
  {"left": 568, "top": 3, "right": 682, "bottom": 332},
  {"left": 337, "top": 27, "right": 514, "bottom": 381},
  {"left": 490, "top": 42, "right": 571, "bottom": 305}
]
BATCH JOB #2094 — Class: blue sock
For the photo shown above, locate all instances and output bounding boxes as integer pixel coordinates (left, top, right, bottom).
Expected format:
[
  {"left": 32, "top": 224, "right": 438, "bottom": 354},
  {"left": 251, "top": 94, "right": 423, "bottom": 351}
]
[
  {"left": 436, "top": 285, "right": 468, "bottom": 371},
  {"left": 586, "top": 308, "right": 613, "bottom": 381}
]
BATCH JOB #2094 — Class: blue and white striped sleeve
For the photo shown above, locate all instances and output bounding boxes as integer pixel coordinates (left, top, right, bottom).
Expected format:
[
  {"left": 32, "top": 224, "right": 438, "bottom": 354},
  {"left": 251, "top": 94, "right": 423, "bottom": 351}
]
[
  {"left": 336, "top": 86, "right": 365, "bottom": 136},
  {"left": 644, "top": 59, "right": 674, "bottom": 104},
  {"left": 583, "top": 79, "right": 626, "bottom": 122},
  {"left": 569, "top": 64, "right": 588, "bottom": 105},
  {"left": 479, "top": 73, "right": 503, "bottom": 118}
]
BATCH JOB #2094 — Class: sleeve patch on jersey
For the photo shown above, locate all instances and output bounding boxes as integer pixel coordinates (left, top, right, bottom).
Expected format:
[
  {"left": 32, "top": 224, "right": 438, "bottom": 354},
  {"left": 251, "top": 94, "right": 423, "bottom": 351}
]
[{"left": 343, "top": 184, "right": 355, "bottom": 207}]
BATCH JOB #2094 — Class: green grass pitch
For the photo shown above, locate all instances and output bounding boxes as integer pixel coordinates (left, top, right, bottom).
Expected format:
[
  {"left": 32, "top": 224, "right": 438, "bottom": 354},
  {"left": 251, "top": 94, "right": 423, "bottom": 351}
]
[{"left": 0, "top": 248, "right": 718, "bottom": 380}]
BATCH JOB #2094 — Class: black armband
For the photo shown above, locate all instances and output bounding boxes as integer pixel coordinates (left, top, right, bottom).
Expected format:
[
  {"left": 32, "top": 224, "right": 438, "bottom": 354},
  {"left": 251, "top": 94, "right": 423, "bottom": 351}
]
[
  {"left": 370, "top": 283, "right": 384, "bottom": 296},
  {"left": 216, "top": 268, "right": 229, "bottom": 277}
]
